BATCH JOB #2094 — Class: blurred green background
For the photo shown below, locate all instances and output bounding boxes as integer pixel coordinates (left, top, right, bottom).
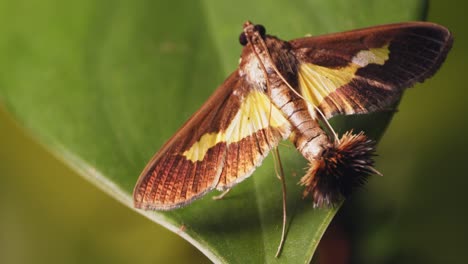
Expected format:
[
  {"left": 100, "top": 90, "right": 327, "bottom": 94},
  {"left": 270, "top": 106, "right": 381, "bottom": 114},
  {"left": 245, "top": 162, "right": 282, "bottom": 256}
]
[{"left": 0, "top": 0, "right": 466, "bottom": 263}]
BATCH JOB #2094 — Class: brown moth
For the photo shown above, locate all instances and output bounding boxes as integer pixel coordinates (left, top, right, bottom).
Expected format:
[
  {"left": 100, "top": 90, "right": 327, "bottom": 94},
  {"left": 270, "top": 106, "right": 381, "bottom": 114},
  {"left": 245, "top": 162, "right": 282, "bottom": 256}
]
[{"left": 133, "top": 21, "right": 452, "bottom": 254}]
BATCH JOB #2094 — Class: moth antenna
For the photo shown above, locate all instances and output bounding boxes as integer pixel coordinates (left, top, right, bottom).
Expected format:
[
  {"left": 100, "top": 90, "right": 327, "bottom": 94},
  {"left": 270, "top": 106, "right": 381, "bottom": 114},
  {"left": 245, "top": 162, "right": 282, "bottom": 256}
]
[
  {"left": 271, "top": 146, "right": 281, "bottom": 180},
  {"left": 268, "top": 97, "right": 274, "bottom": 137},
  {"left": 252, "top": 37, "right": 289, "bottom": 256},
  {"left": 258, "top": 37, "right": 339, "bottom": 143},
  {"left": 258, "top": 38, "right": 300, "bottom": 96},
  {"left": 248, "top": 33, "right": 280, "bottom": 180},
  {"left": 247, "top": 35, "right": 272, "bottom": 93},
  {"left": 272, "top": 147, "right": 288, "bottom": 258},
  {"left": 247, "top": 39, "right": 281, "bottom": 180},
  {"left": 247, "top": 33, "right": 276, "bottom": 143}
]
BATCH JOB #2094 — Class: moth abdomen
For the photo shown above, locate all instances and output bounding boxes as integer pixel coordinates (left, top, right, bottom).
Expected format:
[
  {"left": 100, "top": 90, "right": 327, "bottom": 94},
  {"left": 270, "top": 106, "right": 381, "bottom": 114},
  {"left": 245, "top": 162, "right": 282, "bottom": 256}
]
[{"left": 300, "top": 131, "right": 379, "bottom": 207}]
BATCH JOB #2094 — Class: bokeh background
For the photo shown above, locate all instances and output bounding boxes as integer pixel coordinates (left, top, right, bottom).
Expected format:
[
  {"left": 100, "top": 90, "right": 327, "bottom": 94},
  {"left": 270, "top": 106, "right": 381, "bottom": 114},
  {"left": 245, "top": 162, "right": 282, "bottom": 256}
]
[{"left": 0, "top": 0, "right": 466, "bottom": 263}]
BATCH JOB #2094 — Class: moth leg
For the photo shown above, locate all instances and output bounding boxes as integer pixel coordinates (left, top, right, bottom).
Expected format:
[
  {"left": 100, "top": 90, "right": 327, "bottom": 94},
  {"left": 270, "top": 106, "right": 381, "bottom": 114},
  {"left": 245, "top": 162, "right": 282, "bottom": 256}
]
[
  {"left": 273, "top": 147, "right": 288, "bottom": 258},
  {"left": 212, "top": 188, "right": 231, "bottom": 200}
]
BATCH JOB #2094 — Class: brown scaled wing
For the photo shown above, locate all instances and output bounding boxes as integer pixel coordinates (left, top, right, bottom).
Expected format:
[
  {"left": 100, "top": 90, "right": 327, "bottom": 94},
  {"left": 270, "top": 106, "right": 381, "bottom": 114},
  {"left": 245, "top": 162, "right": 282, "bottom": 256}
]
[
  {"left": 133, "top": 71, "right": 290, "bottom": 210},
  {"left": 291, "top": 22, "right": 453, "bottom": 119}
]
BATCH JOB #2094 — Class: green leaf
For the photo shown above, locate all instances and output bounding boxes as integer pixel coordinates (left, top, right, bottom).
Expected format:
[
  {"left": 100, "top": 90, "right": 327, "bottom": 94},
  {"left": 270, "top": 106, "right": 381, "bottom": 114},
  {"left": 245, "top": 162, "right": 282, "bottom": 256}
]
[{"left": 0, "top": 0, "right": 426, "bottom": 263}]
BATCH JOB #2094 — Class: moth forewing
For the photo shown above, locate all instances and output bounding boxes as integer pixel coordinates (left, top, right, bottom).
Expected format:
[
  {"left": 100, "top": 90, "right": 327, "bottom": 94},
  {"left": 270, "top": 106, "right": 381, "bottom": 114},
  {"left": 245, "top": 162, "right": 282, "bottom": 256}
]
[
  {"left": 133, "top": 71, "right": 291, "bottom": 210},
  {"left": 291, "top": 22, "right": 453, "bottom": 119}
]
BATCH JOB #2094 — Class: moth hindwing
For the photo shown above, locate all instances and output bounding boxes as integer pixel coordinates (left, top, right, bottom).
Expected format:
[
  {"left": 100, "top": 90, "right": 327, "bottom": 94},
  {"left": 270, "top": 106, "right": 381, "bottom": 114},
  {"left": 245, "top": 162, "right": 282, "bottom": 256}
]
[{"left": 134, "top": 21, "right": 452, "bottom": 210}]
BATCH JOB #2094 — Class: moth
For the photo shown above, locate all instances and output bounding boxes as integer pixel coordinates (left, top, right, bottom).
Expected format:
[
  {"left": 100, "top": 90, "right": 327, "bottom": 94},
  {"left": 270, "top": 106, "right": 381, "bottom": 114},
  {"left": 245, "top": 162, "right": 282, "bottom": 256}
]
[{"left": 133, "top": 21, "right": 452, "bottom": 254}]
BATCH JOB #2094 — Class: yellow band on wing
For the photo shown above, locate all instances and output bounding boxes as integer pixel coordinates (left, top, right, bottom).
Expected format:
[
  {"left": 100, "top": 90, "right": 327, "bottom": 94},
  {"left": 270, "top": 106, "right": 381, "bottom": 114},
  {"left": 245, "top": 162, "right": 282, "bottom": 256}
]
[
  {"left": 352, "top": 45, "right": 389, "bottom": 67},
  {"left": 299, "top": 45, "right": 389, "bottom": 107},
  {"left": 182, "top": 91, "right": 289, "bottom": 162}
]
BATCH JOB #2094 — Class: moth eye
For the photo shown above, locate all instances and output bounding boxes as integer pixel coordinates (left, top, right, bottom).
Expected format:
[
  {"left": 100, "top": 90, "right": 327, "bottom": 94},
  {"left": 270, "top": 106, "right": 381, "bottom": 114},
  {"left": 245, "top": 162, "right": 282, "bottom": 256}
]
[
  {"left": 254, "top": 24, "right": 266, "bottom": 37},
  {"left": 239, "top": 32, "right": 248, "bottom": 46}
]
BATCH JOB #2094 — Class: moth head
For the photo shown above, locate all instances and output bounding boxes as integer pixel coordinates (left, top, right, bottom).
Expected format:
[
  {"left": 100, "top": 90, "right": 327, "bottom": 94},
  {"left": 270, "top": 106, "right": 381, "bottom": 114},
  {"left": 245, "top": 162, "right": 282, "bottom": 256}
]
[{"left": 239, "top": 21, "right": 266, "bottom": 46}]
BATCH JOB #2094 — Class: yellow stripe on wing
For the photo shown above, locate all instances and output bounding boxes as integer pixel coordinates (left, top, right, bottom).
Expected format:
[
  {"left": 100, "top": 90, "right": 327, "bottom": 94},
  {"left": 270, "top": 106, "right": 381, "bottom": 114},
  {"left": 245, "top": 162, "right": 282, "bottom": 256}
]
[
  {"left": 183, "top": 90, "right": 289, "bottom": 162},
  {"left": 298, "top": 45, "right": 389, "bottom": 107}
]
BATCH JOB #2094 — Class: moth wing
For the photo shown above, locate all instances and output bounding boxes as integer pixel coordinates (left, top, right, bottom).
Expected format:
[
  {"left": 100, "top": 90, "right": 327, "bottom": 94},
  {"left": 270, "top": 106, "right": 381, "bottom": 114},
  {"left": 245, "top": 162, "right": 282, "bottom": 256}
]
[
  {"left": 290, "top": 22, "right": 453, "bottom": 119},
  {"left": 133, "top": 71, "right": 291, "bottom": 210}
]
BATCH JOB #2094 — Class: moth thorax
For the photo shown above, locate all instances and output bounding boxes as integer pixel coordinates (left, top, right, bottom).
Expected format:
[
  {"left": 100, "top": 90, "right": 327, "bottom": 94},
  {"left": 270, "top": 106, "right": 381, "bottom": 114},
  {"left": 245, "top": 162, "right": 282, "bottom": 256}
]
[{"left": 240, "top": 52, "right": 275, "bottom": 89}]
